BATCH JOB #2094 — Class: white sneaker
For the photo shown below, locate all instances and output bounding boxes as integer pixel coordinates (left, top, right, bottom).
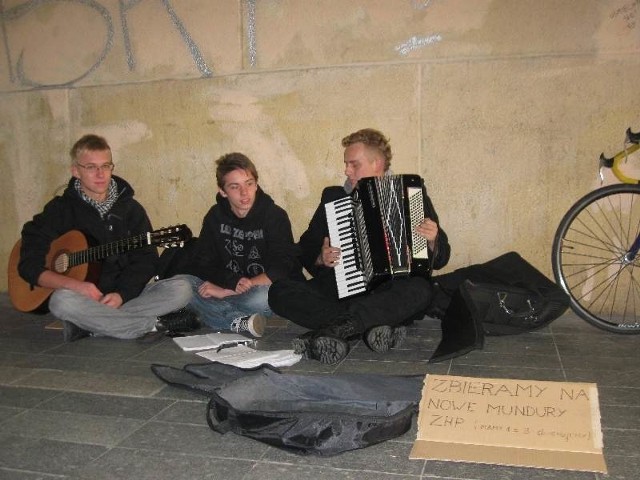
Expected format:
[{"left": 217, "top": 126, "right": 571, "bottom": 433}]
[{"left": 230, "top": 314, "right": 266, "bottom": 338}]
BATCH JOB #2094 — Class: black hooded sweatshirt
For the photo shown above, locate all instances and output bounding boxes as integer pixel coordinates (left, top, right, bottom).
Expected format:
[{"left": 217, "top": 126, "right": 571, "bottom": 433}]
[{"left": 187, "top": 187, "right": 303, "bottom": 289}]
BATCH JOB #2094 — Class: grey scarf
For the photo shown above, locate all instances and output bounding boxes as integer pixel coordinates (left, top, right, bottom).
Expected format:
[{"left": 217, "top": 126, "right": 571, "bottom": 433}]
[{"left": 74, "top": 178, "right": 118, "bottom": 219}]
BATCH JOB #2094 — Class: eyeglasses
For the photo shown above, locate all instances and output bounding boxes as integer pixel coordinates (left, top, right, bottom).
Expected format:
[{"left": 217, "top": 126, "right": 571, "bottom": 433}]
[{"left": 75, "top": 162, "right": 115, "bottom": 173}]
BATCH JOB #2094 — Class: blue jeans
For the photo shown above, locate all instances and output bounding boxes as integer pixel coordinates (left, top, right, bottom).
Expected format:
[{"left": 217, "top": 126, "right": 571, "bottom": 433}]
[
  {"left": 184, "top": 275, "right": 272, "bottom": 330},
  {"left": 48, "top": 274, "right": 193, "bottom": 339}
]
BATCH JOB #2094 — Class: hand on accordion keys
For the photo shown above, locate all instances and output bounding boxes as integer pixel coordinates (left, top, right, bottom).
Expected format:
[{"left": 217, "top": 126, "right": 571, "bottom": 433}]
[
  {"left": 318, "top": 218, "right": 437, "bottom": 269},
  {"left": 318, "top": 237, "right": 341, "bottom": 268}
]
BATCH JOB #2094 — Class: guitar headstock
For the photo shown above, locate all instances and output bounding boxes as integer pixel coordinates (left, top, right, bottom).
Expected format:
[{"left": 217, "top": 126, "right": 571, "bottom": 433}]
[{"left": 150, "top": 224, "right": 193, "bottom": 248}]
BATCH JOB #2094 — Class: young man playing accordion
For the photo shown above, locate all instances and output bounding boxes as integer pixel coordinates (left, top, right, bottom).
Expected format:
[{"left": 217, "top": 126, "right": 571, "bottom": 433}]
[{"left": 269, "top": 128, "right": 451, "bottom": 364}]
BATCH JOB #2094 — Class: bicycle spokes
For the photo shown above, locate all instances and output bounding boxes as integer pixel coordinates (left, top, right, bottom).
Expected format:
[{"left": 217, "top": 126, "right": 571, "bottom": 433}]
[{"left": 552, "top": 184, "right": 640, "bottom": 333}]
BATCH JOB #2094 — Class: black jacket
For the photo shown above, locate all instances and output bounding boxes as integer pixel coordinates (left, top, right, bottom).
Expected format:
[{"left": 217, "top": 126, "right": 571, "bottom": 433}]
[
  {"left": 18, "top": 176, "right": 157, "bottom": 303},
  {"left": 299, "top": 184, "right": 451, "bottom": 278},
  {"left": 187, "top": 187, "right": 303, "bottom": 289}
]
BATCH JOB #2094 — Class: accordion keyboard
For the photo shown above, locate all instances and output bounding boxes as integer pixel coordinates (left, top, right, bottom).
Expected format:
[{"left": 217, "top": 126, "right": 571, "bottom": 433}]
[{"left": 325, "top": 196, "right": 368, "bottom": 298}]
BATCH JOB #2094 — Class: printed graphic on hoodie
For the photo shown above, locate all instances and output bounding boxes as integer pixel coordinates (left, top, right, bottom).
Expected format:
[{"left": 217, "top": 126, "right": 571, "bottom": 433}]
[{"left": 221, "top": 224, "right": 265, "bottom": 276}]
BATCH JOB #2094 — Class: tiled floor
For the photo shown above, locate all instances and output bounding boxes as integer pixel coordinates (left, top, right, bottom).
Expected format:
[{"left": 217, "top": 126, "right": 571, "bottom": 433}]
[{"left": 0, "top": 291, "right": 638, "bottom": 479}]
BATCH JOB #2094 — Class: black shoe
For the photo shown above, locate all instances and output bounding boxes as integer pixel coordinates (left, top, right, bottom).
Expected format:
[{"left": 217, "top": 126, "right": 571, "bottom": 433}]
[
  {"left": 62, "top": 321, "right": 91, "bottom": 343},
  {"left": 322, "top": 317, "right": 362, "bottom": 341},
  {"left": 364, "top": 325, "right": 407, "bottom": 353},
  {"left": 292, "top": 333, "right": 349, "bottom": 365},
  {"left": 156, "top": 307, "right": 200, "bottom": 334}
]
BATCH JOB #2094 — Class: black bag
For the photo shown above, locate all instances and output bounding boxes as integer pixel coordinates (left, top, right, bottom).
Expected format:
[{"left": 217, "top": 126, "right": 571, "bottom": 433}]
[
  {"left": 461, "top": 279, "right": 566, "bottom": 336},
  {"left": 428, "top": 251, "right": 569, "bottom": 336},
  {"left": 151, "top": 362, "right": 423, "bottom": 456},
  {"left": 428, "top": 252, "right": 570, "bottom": 363}
]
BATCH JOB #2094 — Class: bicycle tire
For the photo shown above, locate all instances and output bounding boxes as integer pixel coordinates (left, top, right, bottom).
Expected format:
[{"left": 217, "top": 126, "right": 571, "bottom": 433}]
[{"left": 552, "top": 183, "right": 640, "bottom": 333}]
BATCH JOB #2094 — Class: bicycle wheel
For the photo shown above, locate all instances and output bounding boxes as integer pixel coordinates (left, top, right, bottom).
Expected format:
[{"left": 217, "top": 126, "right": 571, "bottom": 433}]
[{"left": 552, "top": 183, "right": 640, "bottom": 333}]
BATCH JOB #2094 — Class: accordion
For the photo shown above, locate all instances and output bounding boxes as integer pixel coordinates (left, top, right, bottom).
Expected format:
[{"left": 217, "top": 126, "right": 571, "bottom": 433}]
[{"left": 325, "top": 174, "right": 430, "bottom": 299}]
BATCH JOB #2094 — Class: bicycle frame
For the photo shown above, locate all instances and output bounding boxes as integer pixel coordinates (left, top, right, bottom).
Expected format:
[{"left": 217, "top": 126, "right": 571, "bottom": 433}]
[
  {"left": 600, "top": 131, "right": 640, "bottom": 261},
  {"left": 599, "top": 144, "right": 640, "bottom": 184}
]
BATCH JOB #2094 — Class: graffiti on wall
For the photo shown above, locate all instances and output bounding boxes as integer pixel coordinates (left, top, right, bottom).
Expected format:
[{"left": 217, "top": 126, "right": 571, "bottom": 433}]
[
  {"left": 397, "top": 0, "right": 442, "bottom": 56},
  {"left": 609, "top": 0, "right": 640, "bottom": 29},
  {"left": 0, "top": 0, "right": 212, "bottom": 88},
  {"left": 0, "top": 0, "right": 446, "bottom": 89}
]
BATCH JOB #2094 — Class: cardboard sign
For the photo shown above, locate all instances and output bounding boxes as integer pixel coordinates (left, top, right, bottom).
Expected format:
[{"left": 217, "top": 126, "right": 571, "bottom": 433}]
[{"left": 410, "top": 374, "right": 607, "bottom": 473}]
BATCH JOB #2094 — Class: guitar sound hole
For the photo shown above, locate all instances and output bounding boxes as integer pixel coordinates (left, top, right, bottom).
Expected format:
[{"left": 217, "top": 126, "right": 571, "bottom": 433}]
[{"left": 53, "top": 253, "right": 70, "bottom": 274}]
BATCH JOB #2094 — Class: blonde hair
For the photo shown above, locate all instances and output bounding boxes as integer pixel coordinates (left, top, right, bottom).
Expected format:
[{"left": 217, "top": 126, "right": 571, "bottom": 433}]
[{"left": 341, "top": 128, "right": 392, "bottom": 171}]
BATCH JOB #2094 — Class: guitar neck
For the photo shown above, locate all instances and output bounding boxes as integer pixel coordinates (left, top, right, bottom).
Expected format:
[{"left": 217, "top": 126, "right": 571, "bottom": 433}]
[{"left": 68, "top": 233, "right": 150, "bottom": 267}]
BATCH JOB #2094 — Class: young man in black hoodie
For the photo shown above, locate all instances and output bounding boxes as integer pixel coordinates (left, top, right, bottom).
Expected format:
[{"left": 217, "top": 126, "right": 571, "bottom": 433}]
[
  {"left": 184, "top": 152, "right": 303, "bottom": 337},
  {"left": 18, "top": 134, "right": 196, "bottom": 342}
]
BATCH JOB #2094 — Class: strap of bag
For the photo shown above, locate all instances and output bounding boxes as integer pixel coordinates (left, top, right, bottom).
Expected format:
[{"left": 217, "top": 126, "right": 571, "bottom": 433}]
[
  {"left": 496, "top": 290, "right": 541, "bottom": 320},
  {"left": 206, "top": 395, "right": 232, "bottom": 433}
]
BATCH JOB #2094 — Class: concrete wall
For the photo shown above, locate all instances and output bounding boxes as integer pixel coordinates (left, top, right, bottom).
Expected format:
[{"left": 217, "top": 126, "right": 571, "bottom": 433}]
[{"left": 2, "top": 0, "right": 640, "bottom": 292}]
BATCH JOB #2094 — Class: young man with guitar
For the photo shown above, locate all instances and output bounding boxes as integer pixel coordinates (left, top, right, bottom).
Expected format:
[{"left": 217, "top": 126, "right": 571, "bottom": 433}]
[{"left": 14, "top": 134, "right": 197, "bottom": 342}]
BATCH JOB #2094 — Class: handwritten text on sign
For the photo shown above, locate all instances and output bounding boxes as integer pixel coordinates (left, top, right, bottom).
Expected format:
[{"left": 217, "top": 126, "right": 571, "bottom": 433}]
[{"left": 421, "top": 375, "right": 603, "bottom": 453}]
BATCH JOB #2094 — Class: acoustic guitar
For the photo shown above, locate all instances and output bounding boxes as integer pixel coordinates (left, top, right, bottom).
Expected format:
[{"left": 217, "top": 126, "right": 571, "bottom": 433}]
[{"left": 7, "top": 224, "right": 192, "bottom": 313}]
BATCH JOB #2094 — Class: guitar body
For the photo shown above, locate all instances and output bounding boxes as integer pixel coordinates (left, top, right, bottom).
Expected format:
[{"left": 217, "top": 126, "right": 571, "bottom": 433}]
[
  {"left": 8, "top": 231, "right": 96, "bottom": 313},
  {"left": 7, "top": 224, "right": 191, "bottom": 313}
]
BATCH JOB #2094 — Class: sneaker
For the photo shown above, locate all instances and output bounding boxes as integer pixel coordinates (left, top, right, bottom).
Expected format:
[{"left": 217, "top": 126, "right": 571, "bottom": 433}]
[
  {"left": 62, "top": 321, "right": 91, "bottom": 343},
  {"left": 156, "top": 307, "right": 200, "bottom": 333},
  {"left": 292, "top": 332, "right": 349, "bottom": 365},
  {"left": 230, "top": 313, "right": 266, "bottom": 338},
  {"left": 364, "top": 325, "right": 407, "bottom": 353}
]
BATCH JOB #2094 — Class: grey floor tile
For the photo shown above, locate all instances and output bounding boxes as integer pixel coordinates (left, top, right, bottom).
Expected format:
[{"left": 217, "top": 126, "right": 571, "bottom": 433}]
[
  {"left": 75, "top": 447, "right": 255, "bottom": 480},
  {"left": 448, "top": 364, "right": 567, "bottom": 382},
  {"left": 334, "top": 359, "right": 439, "bottom": 376},
  {"left": 153, "top": 399, "right": 208, "bottom": 424},
  {"left": 452, "top": 351, "right": 561, "bottom": 369},
  {"left": 11, "top": 369, "right": 164, "bottom": 396},
  {"left": 0, "top": 406, "right": 23, "bottom": 423},
  {"left": 420, "top": 459, "right": 599, "bottom": 479},
  {"left": 1, "top": 410, "right": 147, "bottom": 446},
  {"left": 241, "top": 462, "right": 421, "bottom": 480},
  {"left": 0, "top": 433, "right": 107, "bottom": 475},
  {"left": 598, "top": 386, "right": 640, "bottom": 406},
  {"left": 563, "top": 367, "right": 640, "bottom": 388},
  {"left": 0, "top": 366, "right": 37, "bottom": 385},
  {"left": 118, "top": 421, "right": 270, "bottom": 460},
  {"left": 0, "top": 296, "right": 637, "bottom": 479},
  {"left": 36, "top": 391, "right": 176, "bottom": 419},
  {"left": 262, "top": 439, "right": 424, "bottom": 476},
  {"left": 602, "top": 454, "right": 640, "bottom": 479},
  {"left": 0, "top": 468, "right": 63, "bottom": 479},
  {"left": 602, "top": 428, "right": 640, "bottom": 457},
  {"left": 480, "top": 333, "right": 558, "bottom": 355},
  {"left": 553, "top": 333, "right": 640, "bottom": 357},
  {"left": 0, "top": 385, "right": 62, "bottom": 408},
  {"left": 600, "top": 405, "right": 640, "bottom": 430}
]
